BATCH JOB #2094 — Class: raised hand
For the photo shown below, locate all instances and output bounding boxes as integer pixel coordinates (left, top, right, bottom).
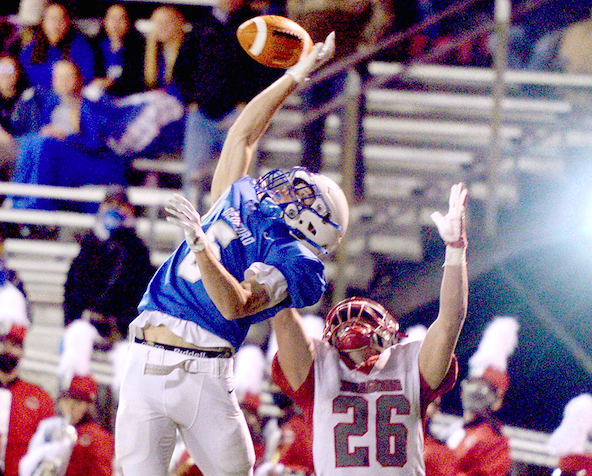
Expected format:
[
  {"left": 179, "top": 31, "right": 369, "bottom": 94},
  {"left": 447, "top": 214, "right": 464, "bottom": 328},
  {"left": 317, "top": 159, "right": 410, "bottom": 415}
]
[
  {"left": 286, "top": 31, "right": 336, "bottom": 84},
  {"left": 430, "top": 183, "right": 468, "bottom": 248},
  {"left": 165, "top": 194, "right": 207, "bottom": 252}
]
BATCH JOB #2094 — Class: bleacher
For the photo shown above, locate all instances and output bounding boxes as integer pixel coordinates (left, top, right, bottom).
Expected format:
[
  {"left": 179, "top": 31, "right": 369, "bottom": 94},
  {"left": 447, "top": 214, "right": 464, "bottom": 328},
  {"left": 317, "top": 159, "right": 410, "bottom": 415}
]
[{"left": 4, "top": 59, "right": 592, "bottom": 469}]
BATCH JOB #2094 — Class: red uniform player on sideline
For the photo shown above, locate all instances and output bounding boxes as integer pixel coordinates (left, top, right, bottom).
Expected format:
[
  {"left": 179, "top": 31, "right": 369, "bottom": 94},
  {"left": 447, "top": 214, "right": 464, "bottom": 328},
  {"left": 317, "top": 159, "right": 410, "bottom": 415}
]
[
  {"left": 0, "top": 309, "right": 55, "bottom": 476},
  {"left": 271, "top": 183, "right": 469, "bottom": 476}
]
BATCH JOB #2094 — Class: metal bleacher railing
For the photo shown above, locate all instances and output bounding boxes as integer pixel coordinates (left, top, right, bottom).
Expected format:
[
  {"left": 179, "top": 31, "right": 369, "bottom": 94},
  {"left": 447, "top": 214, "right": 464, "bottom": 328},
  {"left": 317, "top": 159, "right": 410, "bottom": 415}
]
[{"left": 4, "top": 0, "right": 592, "bottom": 470}]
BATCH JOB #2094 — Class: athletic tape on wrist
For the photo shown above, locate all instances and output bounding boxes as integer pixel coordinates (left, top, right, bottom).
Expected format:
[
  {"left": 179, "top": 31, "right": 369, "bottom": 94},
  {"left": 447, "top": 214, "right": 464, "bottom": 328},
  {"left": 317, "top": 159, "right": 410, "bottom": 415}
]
[
  {"left": 189, "top": 237, "right": 206, "bottom": 253},
  {"left": 444, "top": 246, "right": 466, "bottom": 266}
]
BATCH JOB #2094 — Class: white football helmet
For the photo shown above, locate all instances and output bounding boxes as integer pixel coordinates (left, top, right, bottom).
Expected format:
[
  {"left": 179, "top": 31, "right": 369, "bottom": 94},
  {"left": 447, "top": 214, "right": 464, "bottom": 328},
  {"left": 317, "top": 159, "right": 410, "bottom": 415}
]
[{"left": 256, "top": 167, "right": 349, "bottom": 255}]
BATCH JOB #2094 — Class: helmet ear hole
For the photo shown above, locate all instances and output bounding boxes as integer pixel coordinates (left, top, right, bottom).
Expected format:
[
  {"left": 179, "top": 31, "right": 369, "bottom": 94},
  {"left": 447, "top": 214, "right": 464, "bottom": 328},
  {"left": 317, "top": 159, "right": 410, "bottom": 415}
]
[
  {"left": 284, "top": 204, "right": 298, "bottom": 219},
  {"left": 282, "top": 169, "right": 349, "bottom": 255}
]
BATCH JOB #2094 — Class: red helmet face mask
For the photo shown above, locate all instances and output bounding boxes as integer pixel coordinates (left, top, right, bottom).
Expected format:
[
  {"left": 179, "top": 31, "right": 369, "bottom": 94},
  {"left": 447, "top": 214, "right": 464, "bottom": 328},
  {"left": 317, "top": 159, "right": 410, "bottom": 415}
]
[{"left": 323, "top": 298, "right": 402, "bottom": 369}]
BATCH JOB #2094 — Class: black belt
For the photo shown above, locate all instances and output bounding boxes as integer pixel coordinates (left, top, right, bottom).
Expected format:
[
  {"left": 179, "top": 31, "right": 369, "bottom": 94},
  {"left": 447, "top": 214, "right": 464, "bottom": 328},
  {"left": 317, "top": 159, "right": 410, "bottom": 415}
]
[{"left": 134, "top": 337, "right": 233, "bottom": 358}]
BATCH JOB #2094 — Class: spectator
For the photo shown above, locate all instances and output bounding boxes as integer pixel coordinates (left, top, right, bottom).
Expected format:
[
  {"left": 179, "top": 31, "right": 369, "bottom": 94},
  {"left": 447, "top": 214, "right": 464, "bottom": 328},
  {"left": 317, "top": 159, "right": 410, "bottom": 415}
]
[
  {"left": 175, "top": 0, "right": 281, "bottom": 211},
  {"left": 431, "top": 11, "right": 492, "bottom": 67},
  {"left": 424, "top": 397, "right": 457, "bottom": 476},
  {"left": 287, "top": 0, "right": 392, "bottom": 202},
  {"left": 58, "top": 375, "right": 115, "bottom": 476},
  {"left": 63, "top": 185, "right": 154, "bottom": 344},
  {"left": 0, "top": 55, "right": 25, "bottom": 181},
  {"left": 444, "top": 316, "right": 519, "bottom": 476},
  {"left": 92, "top": 4, "right": 146, "bottom": 98},
  {"left": 138, "top": 5, "right": 190, "bottom": 159},
  {"left": 8, "top": 60, "right": 130, "bottom": 211},
  {"left": 143, "top": 5, "right": 187, "bottom": 97},
  {"left": 20, "top": 375, "right": 115, "bottom": 476},
  {"left": 547, "top": 393, "right": 592, "bottom": 476},
  {"left": 0, "top": 310, "right": 55, "bottom": 476},
  {"left": 19, "top": 2, "right": 95, "bottom": 89},
  {"left": 0, "top": 19, "right": 20, "bottom": 58},
  {"left": 554, "top": 7, "right": 592, "bottom": 106}
]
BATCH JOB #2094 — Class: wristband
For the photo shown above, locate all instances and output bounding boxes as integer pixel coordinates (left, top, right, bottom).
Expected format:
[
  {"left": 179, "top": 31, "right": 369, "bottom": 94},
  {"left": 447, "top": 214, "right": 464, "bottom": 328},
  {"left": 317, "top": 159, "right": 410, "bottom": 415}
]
[
  {"left": 188, "top": 236, "right": 206, "bottom": 253},
  {"left": 443, "top": 246, "right": 466, "bottom": 266}
]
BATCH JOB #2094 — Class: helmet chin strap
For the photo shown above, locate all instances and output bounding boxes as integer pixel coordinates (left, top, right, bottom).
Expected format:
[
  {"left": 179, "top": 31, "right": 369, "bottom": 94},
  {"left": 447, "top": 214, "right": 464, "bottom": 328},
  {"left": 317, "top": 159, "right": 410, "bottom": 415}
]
[
  {"left": 288, "top": 227, "right": 327, "bottom": 255},
  {"left": 339, "top": 345, "right": 381, "bottom": 372}
]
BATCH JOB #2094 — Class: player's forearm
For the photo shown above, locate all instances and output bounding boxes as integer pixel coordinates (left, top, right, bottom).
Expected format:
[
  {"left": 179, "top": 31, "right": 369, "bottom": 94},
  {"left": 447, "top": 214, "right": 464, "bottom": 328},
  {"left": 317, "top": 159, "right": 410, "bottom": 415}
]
[
  {"left": 231, "top": 74, "right": 297, "bottom": 148},
  {"left": 212, "top": 74, "right": 298, "bottom": 200},
  {"left": 194, "top": 247, "right": 269, "bottom": 321},
  {"left": 438, "top": 258, "right": 468, "bottom": 337},
  {"left": 271, "top": 308, "right": 314, "bottom": 391},
  {"left": 419, "top": 250, "right": 468, "bottom": 388}
]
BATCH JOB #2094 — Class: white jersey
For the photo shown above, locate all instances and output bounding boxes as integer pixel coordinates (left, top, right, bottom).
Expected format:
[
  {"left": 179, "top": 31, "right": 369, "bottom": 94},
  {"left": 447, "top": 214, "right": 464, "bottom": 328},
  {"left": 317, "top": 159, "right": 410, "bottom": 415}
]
[{"left": 312, "top": 340, "right": 425, "bottom": 476}]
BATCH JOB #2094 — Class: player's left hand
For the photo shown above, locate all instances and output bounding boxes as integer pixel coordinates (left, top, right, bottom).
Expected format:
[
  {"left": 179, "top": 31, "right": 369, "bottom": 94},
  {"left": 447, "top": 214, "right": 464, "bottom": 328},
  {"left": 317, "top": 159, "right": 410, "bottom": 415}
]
[
  {"left": 430, "top": 183, "right": 468, "bottom": 247},
  {"left": 165, "top": 194, "right": 207, "bottom": 253}
]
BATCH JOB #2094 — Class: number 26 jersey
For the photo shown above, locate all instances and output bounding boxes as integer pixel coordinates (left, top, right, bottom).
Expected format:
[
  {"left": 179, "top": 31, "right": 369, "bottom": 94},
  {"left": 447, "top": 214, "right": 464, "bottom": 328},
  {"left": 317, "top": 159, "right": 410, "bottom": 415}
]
[{"left": 273, "top": 340, "right": 457, "bottom": 476}]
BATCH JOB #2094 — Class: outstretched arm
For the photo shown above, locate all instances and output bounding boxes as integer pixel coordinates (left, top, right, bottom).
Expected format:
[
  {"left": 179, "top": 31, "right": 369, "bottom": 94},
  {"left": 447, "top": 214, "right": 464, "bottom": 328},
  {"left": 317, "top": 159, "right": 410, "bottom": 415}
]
[
  {"left": 166, "top": 194, "right": 274, "bottom": 320},
  {"left": 271, "top": 308, "right": 315, "bottom": 391},
  {"left": 210, "top": 33, "right": 336, "bottom": 203},
  {"left": 419, "top": 183, "right": 469, "bottom": 389}
]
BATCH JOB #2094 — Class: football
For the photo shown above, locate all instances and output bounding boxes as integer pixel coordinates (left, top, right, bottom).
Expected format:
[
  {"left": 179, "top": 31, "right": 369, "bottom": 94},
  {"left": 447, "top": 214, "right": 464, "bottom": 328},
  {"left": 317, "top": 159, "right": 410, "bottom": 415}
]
[{"left": 237, "top": 15, "right": 313, "bottom": 69}]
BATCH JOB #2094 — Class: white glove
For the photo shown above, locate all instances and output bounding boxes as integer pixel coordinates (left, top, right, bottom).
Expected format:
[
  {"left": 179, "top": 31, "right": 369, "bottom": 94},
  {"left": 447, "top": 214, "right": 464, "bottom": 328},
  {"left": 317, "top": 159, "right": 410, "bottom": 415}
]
[
  {"left": 31, "top": 417, "right": 68, "bottom": 445},
  {"left": 430, "top": 183, "right": 468, "bottom": 248},
  {"left": 19, "top": 441, "right": 71, "bottom": 476},
  {"left": 286, "top": 32, "right": 335, "bottom": 84},
  {"left": 165, "top": 194, "right": 207, "bottom": 253},
  {"left": 20, "top": 417, "right": 75, "bottom": 476}
]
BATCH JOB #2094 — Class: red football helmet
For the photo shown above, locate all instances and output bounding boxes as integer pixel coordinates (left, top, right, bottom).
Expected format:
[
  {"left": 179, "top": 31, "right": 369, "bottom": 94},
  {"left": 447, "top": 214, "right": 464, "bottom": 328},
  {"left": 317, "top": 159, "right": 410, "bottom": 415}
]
[{"left": 323, "top": 297, "right": 402, "bottom": 367}]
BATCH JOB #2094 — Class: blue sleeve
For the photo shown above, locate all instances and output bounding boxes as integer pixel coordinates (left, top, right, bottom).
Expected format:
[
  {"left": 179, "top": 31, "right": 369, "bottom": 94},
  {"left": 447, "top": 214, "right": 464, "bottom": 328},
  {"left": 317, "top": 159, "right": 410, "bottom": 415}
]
[
  {"left": 63, "top": 99, "right": 109, "bottom": 151},
  {"left": 10, "top": 87, "right": 57, "bottom": 136},
  {"left": 70, "top": 35, "right": 96, "bottom": 85},
  {"left": 270, "top": 241, "right": 326, "bottom": 309}
]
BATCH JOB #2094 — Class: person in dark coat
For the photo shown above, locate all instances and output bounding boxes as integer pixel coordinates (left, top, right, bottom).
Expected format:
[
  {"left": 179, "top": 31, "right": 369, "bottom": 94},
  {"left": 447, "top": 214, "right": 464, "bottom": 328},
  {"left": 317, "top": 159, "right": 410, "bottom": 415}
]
[
  {"left": 63, "top": 185, "right": 155, "bottom": 343},
  {"left": 92, "top": 4, "right": 146, "bottom": 98}
]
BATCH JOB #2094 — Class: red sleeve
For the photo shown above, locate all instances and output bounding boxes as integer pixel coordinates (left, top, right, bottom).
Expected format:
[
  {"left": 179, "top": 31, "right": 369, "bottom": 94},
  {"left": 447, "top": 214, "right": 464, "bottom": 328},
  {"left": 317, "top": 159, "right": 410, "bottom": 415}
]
[
  {"left": 272, "top": 352, "right": 317, "bottom": 436},
  {"left": 419, "top": 355, "right": 458, "bottom": 418},
  {"left": 271, "top": 354, "right": 315, "bottom": 410},
  {"left": 559, "top": 454, "right": 592, "bottom": 473}
]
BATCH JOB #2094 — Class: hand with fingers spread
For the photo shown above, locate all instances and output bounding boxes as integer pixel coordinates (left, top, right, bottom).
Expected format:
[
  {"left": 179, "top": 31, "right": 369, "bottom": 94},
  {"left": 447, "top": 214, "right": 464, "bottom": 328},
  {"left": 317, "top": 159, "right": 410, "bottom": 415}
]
[
  {"left": 431, "top": 183, "right": 468, "bottom": 248},
  {"left": 286, "top": 31, "right": 336, "bottom": 84},
  {"left": 165, "top": 194, "right": 208, "bottom": 253}
]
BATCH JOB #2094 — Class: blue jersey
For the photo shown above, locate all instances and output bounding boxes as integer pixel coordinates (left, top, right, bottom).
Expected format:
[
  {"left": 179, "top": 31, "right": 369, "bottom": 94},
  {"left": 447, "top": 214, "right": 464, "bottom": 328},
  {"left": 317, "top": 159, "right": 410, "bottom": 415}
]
[{"left": 138, "top": 177, "right": 326, "bottom": 349}]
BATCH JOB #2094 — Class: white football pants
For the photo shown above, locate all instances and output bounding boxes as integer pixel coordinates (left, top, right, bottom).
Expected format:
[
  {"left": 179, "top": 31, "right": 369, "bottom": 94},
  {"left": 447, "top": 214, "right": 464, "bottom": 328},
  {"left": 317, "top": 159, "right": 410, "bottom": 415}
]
[{"left": 115, "top": 341, "right": 255, "bottom": 476}]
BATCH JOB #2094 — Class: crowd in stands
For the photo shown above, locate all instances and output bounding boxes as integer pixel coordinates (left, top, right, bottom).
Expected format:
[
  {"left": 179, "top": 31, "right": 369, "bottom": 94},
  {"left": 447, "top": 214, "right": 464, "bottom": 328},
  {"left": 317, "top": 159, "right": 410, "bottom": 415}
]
[
  {"left": 0, "top": 0, "right": 283, "bottom": 215},
  {"left": 0, "top": 0, "right": 589, "bottom": 216}
]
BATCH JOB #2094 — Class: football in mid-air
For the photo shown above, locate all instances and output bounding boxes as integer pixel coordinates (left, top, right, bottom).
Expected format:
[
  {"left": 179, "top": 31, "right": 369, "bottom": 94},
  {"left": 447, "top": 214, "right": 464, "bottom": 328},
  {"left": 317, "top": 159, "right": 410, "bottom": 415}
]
[{"left": 237, "top": 15, "right": 313, "bottom": 69}]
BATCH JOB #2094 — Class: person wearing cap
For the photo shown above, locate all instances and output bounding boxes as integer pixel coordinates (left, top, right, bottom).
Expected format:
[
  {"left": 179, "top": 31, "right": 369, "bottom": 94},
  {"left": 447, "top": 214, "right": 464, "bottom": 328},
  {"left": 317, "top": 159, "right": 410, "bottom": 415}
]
[
  {"left": 20, "top": 374, "right": 115, "bottom": 476},
  {"left": 57, "top": 375, "right": 115, "bottom": 476},
  {"left": 0, "top": 314, "right": 55, "bottom": 476},
  {"left": 446, "top": 366, "right": 513, "bottom": 476},
  {"left": 63, "top": 185, "right": 154, "bottom": 346}
]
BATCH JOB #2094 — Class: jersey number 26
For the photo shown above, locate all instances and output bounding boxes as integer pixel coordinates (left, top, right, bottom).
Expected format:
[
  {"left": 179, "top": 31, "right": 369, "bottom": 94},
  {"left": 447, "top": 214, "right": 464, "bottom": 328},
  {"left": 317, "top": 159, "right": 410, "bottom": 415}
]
[{"left": 333, "top": 394, "right": 410, "bottom": 468}]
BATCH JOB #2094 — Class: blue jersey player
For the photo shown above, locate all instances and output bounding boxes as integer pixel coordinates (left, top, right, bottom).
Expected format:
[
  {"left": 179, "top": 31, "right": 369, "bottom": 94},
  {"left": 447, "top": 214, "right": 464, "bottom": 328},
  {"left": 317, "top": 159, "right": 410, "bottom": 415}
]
[{"left": 115, "top": 33, "right": 349, "bottom": 476}]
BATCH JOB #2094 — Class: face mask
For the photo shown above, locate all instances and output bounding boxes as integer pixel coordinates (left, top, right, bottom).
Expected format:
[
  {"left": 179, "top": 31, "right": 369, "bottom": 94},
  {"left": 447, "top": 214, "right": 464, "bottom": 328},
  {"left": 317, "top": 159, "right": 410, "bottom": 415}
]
[
  {"left": 0, "top": 353, "right": 19, "bottom": 374},
  {"left": 95, "top": 208, "right": 127, "bottom": 240},
  {"left": 101, "top": 208, "right": 126, "bottom": 231},
  {"left": 461, "top": 379, "right": 497, "bottom": 414}
]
